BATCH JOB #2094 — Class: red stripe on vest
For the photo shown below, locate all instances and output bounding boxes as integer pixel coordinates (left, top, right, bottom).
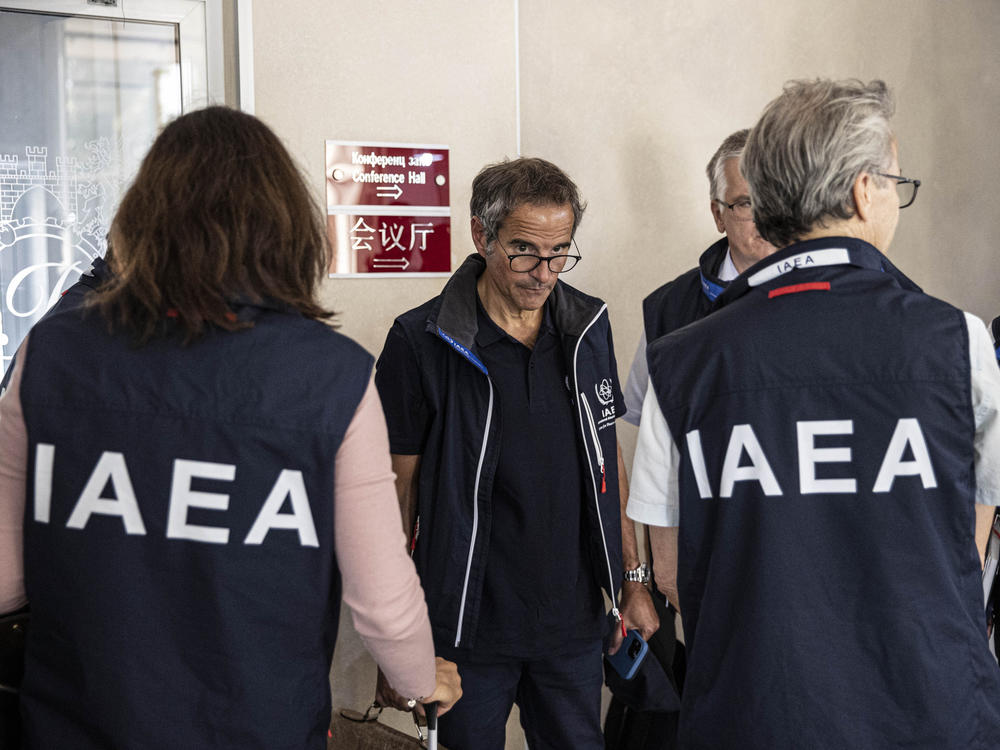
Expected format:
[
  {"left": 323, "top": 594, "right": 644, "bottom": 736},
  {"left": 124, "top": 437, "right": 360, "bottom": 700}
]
[{"left": 768, "top": 281, "right": 831, "bottom": 299}]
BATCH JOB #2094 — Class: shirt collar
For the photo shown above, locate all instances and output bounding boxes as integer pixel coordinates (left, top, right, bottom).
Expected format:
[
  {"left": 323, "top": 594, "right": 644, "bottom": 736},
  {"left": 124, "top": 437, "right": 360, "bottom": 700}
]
[
  {"left": 475, "top": 293, "right": 556, "bottom": 348},
  {"left": 718, "top": 245, "right": 739, "bottom": 282}
]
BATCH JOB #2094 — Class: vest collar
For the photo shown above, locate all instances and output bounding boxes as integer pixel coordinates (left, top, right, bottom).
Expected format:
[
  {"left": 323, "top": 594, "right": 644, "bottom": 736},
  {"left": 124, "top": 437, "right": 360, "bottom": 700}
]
[
  {"left": 227, "top": 295, "right": 297, "bottom": 321},
  {"left": 716, "top": 236, "right": 922, "bottom": 308}
]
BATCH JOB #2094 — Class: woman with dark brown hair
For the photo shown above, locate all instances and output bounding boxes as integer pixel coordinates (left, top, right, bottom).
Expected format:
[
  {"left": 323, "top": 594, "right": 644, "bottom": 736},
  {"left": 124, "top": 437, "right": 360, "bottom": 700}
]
[
  {"left": 98, "top": 106, "right": 333, "bottom": 343},
  {"left": 0, "top": 106, "right": 458, "bottom": 749}
]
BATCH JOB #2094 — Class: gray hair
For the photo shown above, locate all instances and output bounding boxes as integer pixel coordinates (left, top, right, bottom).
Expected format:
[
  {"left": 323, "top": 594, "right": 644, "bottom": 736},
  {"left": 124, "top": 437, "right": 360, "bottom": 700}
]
[
  {"left": 742, "top": 79, "right": 895, "bottom": 248},
  {"left": 470, "top": 157, "right": 586, "bottom": 243},
  {"left": 706, "top": 129, "right": 750, "bottom": 202}
]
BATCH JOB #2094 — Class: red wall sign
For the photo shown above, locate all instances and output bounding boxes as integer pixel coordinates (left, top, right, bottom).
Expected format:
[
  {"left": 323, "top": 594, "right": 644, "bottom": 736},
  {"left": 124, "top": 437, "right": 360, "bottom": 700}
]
[{"left": 326, "top": 141, "right": 451, "bottom": 275}]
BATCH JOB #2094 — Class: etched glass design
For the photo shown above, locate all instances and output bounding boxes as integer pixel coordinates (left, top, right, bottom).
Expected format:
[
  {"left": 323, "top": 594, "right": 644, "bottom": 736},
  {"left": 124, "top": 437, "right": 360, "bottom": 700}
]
[{"left": 0, "top": 9, "right": 181, "bottom": 371}]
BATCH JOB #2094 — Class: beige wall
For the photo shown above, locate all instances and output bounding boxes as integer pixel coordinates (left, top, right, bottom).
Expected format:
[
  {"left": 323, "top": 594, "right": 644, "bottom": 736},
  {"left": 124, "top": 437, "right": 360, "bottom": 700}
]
[{"left": 250, "top": 0, "right": 1000, "bottom": 743}]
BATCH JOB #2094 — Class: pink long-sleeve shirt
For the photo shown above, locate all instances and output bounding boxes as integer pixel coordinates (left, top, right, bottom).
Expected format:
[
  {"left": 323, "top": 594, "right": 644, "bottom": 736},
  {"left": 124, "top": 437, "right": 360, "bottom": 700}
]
[{"left": 0, "top": 336, "right": 435, "bottom": 699}]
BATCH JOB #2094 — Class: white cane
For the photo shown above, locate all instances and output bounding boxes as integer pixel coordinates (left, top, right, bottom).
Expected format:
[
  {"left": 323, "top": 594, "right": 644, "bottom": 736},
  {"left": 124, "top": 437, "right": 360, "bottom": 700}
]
[{"left": 426, "top": 701, "right": 438, "bottom": 750}]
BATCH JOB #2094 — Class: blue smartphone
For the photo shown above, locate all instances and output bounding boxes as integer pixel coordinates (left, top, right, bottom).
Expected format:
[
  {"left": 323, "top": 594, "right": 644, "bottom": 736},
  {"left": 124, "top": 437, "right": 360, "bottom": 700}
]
[{"left": 606, "top": 629, "right": 648, "bottom": 680}]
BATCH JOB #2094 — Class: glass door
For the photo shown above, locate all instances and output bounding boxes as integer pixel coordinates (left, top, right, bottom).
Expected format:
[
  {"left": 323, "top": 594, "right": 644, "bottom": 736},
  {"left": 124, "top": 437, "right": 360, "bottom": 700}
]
[{"left": 0, "top": 0, "right": 223, "bottom": 373}]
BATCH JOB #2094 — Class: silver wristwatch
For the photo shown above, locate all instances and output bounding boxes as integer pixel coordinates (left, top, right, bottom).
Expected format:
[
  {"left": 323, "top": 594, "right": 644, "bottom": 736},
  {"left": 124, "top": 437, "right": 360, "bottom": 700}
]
[{"left": 623, "top": 562, "right": 650, "bottom": 584}]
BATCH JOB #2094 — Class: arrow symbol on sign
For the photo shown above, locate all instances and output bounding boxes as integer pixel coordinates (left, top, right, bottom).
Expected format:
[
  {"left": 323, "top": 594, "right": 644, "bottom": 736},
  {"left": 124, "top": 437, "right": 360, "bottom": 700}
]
[
  {"left": 376, "top": 184, "right": 403, "bottom": 200},
  {"left": 373, "top": 257, "right": 411, "bottom": 271}
]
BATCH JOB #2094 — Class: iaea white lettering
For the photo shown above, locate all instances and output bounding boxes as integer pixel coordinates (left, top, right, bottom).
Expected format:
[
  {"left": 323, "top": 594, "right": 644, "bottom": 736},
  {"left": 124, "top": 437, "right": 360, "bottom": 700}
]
[
  {"left": 65, "top": 451, "right": 147, "bottom": 535},
  {"left": 718, "top": 424, "right": 783, "bottom": 497},
  {"left": 245, "top": 470, "right": 319, "bottom": 547},
  {"left": 797, "top": 420, "right": 857, "bottom": 494},
  {"left": 685, "top": 418, "right": 937, "bottom": 498},
  {"left": 685, "top": 430, "right": 714, "bottom": 499},
  {"left": 34, "top": 443, "right": 54, "bottom": 523},
  {"left": 777, "top": 255, "right": 815, "bottom": 274},
  {"left": 746, "top": 248, "right": 851, "bottom": 287},
  {"left": 33, "top": 446, "right": 319, "bottom": 547},
  {"left": 167, "top": 459, "right": 235, "bottom": 544},
  {"left": 872, "top": 418, "right": 937, "bottom": 492}
]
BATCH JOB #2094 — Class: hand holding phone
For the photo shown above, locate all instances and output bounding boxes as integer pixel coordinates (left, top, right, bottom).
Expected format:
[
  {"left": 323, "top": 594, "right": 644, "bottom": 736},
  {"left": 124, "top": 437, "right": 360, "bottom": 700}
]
[{"left": 606, "top": 629, "right": 648, "bottom": 680}]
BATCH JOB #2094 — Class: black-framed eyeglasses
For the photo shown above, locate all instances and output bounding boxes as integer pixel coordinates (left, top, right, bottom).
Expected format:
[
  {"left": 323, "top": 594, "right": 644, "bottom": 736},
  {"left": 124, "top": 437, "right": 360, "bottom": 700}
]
[
  {"left": 498, "top": 239, "right": 582, "bottom": 273},
  {"left": 714, "top": 197, "right": 754, "bottom": 221},
  {"left": 878, "top": 173, "right": 921, "bottom": 209}
]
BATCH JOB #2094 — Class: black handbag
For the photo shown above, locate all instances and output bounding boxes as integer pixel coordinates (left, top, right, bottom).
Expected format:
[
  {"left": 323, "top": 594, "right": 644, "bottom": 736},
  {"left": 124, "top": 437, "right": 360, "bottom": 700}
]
[
  {"left": 0, "top": 607, "right": 29, "bottom": 749},
  {"left": 328, "top": 703, "right": 446, "bottom": 750},
  {"left": 603, "top": 589, "right": 684, "bottom": 749}
]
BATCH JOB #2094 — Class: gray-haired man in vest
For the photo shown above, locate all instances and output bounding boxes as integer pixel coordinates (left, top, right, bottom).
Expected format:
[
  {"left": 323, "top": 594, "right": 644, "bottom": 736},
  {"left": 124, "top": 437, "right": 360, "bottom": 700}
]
[{"left": 629, "top": 79, "right": 1000, "bottom": 749}]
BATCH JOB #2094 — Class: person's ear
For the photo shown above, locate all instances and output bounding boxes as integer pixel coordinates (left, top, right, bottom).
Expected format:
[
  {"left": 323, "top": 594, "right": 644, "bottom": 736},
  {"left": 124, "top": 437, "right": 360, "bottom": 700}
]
[
  {"left": 710, "top": 200, "right": 726, "bottom": 233},
  {"left": 471, "top": 216, "right": 489, "bottom": 256},
  {"left": 853, "top": 172, "right": 875, "bottom": 222}
]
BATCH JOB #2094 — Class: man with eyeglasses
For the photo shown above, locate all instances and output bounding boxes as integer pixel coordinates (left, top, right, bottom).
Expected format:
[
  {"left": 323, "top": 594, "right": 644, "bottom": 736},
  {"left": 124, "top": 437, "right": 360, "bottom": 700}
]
[
  {"left": 624, "top": 128, "right": 776, "bottom": 434},
  {"left": 628, "top": 79, "right": 1000, "bottom": 748},
  {"left": 623, "top": 127, "right": 777, "bottom": 586},
  {"left": 373, "top": 157, "right": 658, "bottom": 749}
]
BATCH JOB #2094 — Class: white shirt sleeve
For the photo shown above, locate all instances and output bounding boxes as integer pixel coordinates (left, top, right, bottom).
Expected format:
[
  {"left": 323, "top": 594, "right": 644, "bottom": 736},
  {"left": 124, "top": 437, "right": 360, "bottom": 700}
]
[
  {"left": 624, "top": 249, "right": 734, "bottom": 428},
  {"left": 626, "top": 380, "right": 680, "bottom": 527},
  {"left": 622, "top": 331, "right": 648, "bottom": 427},
  {"left": 967, "top": 312, "right": 1000, "bottom": 505}
]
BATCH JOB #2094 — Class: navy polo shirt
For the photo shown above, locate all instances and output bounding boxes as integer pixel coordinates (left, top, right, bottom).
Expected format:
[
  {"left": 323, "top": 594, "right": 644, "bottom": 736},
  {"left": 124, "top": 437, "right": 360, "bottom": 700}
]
[{"left": 469, "top": 295, "right": 603, "bottom": 659}]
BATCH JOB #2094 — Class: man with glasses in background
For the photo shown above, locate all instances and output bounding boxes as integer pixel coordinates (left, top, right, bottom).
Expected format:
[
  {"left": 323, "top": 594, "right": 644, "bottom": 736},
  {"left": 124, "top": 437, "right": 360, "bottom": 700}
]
[
  {"left": 622, "top": 127, "right": 778, "bottom": 593},
  {"left": 628, "top": 78, "right": 1000, "bottom": 748},
  {"left": 374, "top": 157, "right": 658, "bottom": 749},
  {"left": 624, "top": 128, "right": 776, "bottom": 435}
]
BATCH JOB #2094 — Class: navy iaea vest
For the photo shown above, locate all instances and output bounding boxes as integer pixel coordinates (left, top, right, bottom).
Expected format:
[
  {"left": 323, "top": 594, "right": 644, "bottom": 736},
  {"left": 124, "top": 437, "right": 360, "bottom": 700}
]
[
  {"left": 18, "top": 300, "right": 373, "bottom": 749},
  {"left": 647, "top": 237, "right": 1000, "bottom": 749},
  {"left": 641, "top": 238, "right": 729, "bottom": 344}
]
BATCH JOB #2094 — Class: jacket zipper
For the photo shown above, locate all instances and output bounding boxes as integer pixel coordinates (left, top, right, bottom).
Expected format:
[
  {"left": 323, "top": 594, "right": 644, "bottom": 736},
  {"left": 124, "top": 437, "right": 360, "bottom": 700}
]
[
  {"left": 572, "top": 305, "right": 621, "bottom": 627},
  {"left": 454, "top": 374, "right": 493, "bottom": 647}
]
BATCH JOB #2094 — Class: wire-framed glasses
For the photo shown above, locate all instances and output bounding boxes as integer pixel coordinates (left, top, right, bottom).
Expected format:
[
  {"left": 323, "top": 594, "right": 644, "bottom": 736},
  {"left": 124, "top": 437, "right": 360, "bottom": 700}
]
[
  {"left": 714, "top": 197, "right": 754, "bottom": 221},
  {"left": 877, "top": 173, "right": 921, "bottom": 209},
  {"left": 499, "top": 239, "right": 582, "bottom": 273}
]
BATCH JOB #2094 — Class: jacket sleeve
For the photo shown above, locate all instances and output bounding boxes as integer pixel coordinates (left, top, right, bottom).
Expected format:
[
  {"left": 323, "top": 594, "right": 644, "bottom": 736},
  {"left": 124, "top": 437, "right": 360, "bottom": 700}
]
[{"left": 375, "top": 323, "right": 432, "bottom": 455}]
